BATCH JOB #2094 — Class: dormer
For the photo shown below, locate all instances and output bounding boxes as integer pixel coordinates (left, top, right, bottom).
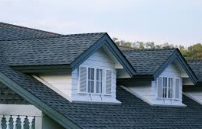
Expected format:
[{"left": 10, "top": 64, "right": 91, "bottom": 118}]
[
  {"left": 10, "top": 33, "right": 135, "bottom": 104},
  {"left": 120, "top": 49, "right": 197, "bottom": 106}
]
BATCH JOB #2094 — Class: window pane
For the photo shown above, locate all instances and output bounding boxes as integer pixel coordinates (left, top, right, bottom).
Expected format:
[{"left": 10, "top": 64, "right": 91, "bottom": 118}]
[{"left": 163, "top": 77, "right": 167, "bottom": 98}]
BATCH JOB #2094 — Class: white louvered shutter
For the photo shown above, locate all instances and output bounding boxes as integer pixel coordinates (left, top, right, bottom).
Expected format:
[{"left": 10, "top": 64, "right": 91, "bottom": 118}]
[
  {"left": 175, "top": 78, "right": 180, "bottom": 100},
  {"left": 157, "top": 77, "right": 163, "bottom": 98},
  {"left": 79, "top": 67, "right": 87, "bottom": 93},
  {"left": 106, "top": 70, "right": 112, "bottom": 94}
]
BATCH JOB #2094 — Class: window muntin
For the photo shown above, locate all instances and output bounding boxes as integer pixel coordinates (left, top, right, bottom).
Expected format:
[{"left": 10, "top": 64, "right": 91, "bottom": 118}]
[
  {"left": 79, "top": 66, "right": 112, "bottom": 95},
  {"left": 157, "top": 77, "right": 181, "bottom": 100}
]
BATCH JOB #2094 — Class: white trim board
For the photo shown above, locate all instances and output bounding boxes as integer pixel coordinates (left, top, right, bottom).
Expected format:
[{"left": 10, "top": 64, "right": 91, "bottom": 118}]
[
  {"left": 33, "top": 75, "right": 72, "bottom": 102},
  {"left": 0, "top": 104, "right": 42, "bottom": 116},
  {"left": 183, "top": 92, "right": 202, "bottom": 105}
]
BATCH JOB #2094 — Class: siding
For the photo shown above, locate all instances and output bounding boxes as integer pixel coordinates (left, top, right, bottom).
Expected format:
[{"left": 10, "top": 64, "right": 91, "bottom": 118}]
[
  {"left": 154, "top": 63, "right": 183, "bottom": 105},
  {"left": 123, "top": 63, "right": 185, "bottom": 106},
  {"left": 34, "top": 71, "right": 72, "bottom": 101},
  {"left": 72, "top": 48, "right": 120, "bottom": 103},
  {"left": 33, "top": 48, "right": 121, "bottom": 103},
  {"left": 184, "top": 92, "right": 202, "bottom": 105},
  {"left": 122, "top": 82, "right": 153, "bottom": 104}
]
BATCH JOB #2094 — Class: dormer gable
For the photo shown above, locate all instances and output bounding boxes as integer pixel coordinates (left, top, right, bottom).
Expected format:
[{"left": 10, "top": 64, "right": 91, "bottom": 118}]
[
  {"left": 28, "top": 33, "right": 135, "bottom": 104},
  {"left": 120, "top": 49, "right": 197, "bottom": 106}
]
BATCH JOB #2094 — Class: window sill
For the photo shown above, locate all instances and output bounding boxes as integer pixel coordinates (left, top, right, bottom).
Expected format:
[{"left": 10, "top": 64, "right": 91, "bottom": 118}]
[
  {"left": 78, "top": 92, "right": 112, "bottom": 96},
  {"left": 151, "top": 103, "right": 187, "bottom": 107},
  {"left": 156, "top": 98, "right": 179, "bottom": 101}
]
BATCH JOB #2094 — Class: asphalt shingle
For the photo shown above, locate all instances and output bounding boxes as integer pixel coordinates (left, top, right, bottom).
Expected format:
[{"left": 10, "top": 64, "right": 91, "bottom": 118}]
[
  {"left": 122, "top": 49, "right": 176, "bottom": 75},
  {"left": 187, "top": 60, "right": 202, "bottom": 82},
  {"left": 0, "top": 22, "right": 60, "bottom": 41},
  {"left": 1, "top": 60, "right": 202, "bottom": 128},
  {"left": 1, "top": 22, "right": 202, "bottom": 128},
  {"left": 1, "top": 33, "right": 105, "bottom": 66}
]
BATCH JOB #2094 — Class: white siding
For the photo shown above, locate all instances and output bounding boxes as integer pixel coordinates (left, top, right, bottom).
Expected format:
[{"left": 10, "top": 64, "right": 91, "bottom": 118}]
[
  {"left": 153, "top": 63, "right": 184, "bottom": 106},
  {"left": 33, "top": 48, "right": 121, "bottom": 103},
  {"left": 122, "top": 82, "right": 153, "bottom": 105},
  {"left": 184, "top": 92, "right": 202, "bottom": 105},
  {"left": 33, "top": 72, "right": 73, "bottom": 101},
  {"left": 122, "top": 63, "right": 186, "bottom": 106},
  {"left": 72, "top": 49, "right": 120, "bottom": 103}
]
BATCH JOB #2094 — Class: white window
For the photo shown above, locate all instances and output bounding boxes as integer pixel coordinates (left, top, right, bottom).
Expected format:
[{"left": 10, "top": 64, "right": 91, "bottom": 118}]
[
  {"left": 157, "top": 77, "right": 181, "bottom": 100},
  {"left": 79, "top": 66, "right": 112, "bottom": 95}
]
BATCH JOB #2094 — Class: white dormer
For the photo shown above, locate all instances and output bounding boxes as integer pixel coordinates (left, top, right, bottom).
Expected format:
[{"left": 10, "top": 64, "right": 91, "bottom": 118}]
[
  {"left": 122, "top": 59, "right": 195, "bottom": 107},
  {"left": 151, "top": 63, "right": 184, "bottom": 106},
  {"left": 71, "top": 47, "right": 121, "bottom": 103},
  {"left": 33, "top": 45, "right": 131, "bottom": 104}
]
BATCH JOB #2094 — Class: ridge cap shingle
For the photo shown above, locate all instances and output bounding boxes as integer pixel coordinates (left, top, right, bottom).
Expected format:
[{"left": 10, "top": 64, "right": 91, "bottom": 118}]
[
  {"left": 0, "top": 22, "right": 60, "bottom": 36},
  {"left": 122, "top": 48, "right": 177, "bottom": 52},
  {"left": 0, "top": 32, "right": 107, "bottom": 42}
]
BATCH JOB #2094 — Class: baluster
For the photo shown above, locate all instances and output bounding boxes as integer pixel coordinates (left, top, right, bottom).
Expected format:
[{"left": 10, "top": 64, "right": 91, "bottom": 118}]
[
  {"left": 31, "top": 117, "right": 35, "bottom": 129},
  {"left": 1, "top": 115, "right": 7, "bottom": 129},
  {"left": 9, "top": 115, "right": 14, "bottom": 129},
  {"left": 16, "top": 115, "right": 21, "bottom": 129},
  {"left": 13, "top": 116, "right": 18, "bottom": 129},
  {"left": 24, "top": 116, "right": 30, "bottom": 129}
]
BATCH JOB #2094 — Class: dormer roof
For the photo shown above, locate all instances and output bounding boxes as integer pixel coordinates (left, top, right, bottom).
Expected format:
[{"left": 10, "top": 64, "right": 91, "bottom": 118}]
[{"left": 122, "top": 48, "right": 198, "bottom": 84}]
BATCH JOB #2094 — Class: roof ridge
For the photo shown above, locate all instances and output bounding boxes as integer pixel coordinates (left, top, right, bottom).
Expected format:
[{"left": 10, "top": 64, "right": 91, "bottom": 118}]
[
  {"left": 0, "top": 32, "right": 107, "bottom": 42},
  {"left": 0, "top": 22, "right": 61, "bottom": 36},
  {"left": 64, "top": 32, "right": 107, "bottom": 36},
  {"left": 122, "top": 48, "right": 177, "bottom": 52}
]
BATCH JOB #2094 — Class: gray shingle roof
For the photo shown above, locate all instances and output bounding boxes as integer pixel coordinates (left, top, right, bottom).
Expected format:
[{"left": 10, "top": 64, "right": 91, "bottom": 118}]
[
  {"left": 1, "top": 33, "right": 106, "bottom": 66},
  {"left": 0, "top": 22, "right": 60, "bottom": 41},
  {"left": 2, "top": 60, "right": 202, "bottom": 129},
  {"left": 1, "top": 22, "right": 202, "bottom": 128},
  {"left": 187, "top": 60, "right": 202, "bottom": 82},
  {"left": 122, "top": 49, "right": 175, "bottom": 75},
  {"left": 0, "top": 82, "right": 29, "bottom": 104}
]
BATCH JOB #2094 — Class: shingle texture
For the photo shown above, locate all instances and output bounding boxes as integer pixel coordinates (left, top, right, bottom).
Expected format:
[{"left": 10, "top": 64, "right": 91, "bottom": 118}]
[
  {"left": 1, "top": 33, "right": 105, "bottom": 66},
  {"left": 0, "top": 82, "right": 29, "bottom": 104},
  {"left": 187, "top": 60, "right": 202, "bottom": 82},
  {"left": 1, "top": 60, "right": 202, "bottom": 129},
  {"left": 0, "top": 22, "right": 60, "bottom": 41},
  {"left": 1, "top": 23, "right": 202, "bottom": 128},
  {"left": 122, "top": 49, "right": 175, "bottom": 75}
]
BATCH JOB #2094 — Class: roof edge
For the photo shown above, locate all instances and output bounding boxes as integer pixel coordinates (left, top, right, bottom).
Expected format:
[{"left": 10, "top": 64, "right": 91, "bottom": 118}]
[
  {"left": 153, "top": 48, "right": 198, "bottom": 84},
  {"left": 0, "top": 70, "right": 81, "bottom": 129},
  {"left": 70, "top": 33, "right": 136, "bottom": 77}
]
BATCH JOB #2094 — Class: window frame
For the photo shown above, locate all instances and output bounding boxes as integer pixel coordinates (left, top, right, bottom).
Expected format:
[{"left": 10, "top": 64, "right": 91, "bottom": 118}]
[
  {"left": 78, "top": 66, "right": 113, "bottom": 95},
  {"left": 156, "top": 76, "right": 181, "bottom": 100}
]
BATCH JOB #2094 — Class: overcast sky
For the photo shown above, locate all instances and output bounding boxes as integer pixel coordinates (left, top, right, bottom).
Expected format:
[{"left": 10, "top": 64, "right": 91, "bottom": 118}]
[{"left": 1, "top": 0, "right": 202, "bottom": 46}]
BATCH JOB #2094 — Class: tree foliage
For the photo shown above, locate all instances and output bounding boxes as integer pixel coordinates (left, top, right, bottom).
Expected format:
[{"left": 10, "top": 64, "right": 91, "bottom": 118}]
[{"left": 113, "top": 38, "right": 202, "bottom": 60}]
